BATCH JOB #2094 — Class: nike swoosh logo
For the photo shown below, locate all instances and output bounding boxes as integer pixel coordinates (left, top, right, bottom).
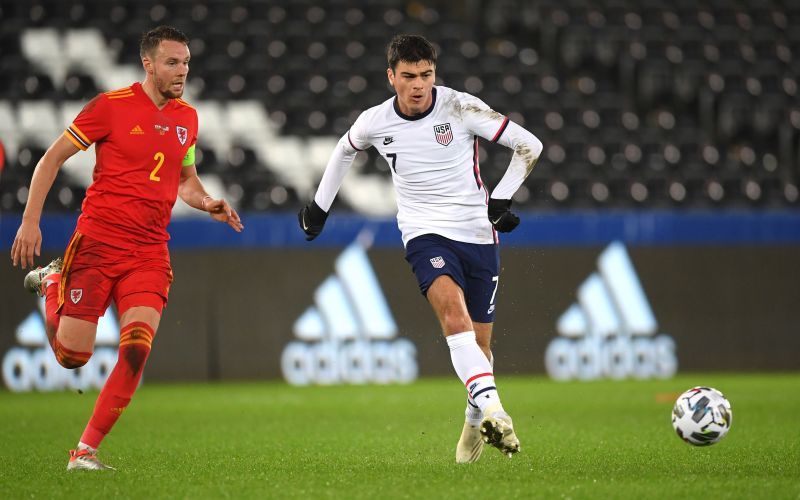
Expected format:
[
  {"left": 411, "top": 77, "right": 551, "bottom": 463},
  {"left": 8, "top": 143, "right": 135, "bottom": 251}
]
[
  {"left": 301, "top": 213, "right": 310, "bottom": 231},
  {"left": 490, "top": 216, "right": 502, "bottom": 225},
  {"left": 383, "top": 137, "right": 394, "bottom": 145}
]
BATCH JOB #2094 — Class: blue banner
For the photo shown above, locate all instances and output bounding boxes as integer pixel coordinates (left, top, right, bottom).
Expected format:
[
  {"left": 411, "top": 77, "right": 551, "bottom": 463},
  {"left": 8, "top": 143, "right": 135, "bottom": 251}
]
[{"left": 1, "top": 209, "right": 799, "bottom": 251}]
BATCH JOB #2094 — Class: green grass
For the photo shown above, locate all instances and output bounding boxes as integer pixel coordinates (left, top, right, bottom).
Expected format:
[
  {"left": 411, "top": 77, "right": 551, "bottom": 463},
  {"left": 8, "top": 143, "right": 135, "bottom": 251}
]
[{"left": 1, "top": 374, "right": 798, "bottom": 499}]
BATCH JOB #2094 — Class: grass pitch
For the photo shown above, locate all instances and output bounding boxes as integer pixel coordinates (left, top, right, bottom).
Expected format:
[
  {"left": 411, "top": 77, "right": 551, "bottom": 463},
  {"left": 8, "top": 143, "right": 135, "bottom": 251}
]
[{"left": 0, "top": 373, "right": 798, "bottom": 499}]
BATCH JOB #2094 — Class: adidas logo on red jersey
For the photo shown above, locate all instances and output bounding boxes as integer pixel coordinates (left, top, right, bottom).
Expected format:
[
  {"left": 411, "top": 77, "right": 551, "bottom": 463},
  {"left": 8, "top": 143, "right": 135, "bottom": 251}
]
[{"left": 129, "top": 125, "right": 144, "bottom": 135}]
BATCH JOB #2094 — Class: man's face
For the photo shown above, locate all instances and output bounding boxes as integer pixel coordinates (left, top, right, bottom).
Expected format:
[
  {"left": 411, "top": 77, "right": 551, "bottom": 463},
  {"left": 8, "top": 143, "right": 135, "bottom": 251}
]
[
  {"left": 387, "top": 60, "right": 435, "bottom": 115},
  {"left": 144, "top": 40, "right": 190, "bottom": 99}
]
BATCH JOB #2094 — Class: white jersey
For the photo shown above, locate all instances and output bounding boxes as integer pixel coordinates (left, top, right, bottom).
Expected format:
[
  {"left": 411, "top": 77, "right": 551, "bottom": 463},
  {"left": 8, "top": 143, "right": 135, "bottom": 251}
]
[{"left": 314, "top": 85, "right": 543, "bottom": 246}]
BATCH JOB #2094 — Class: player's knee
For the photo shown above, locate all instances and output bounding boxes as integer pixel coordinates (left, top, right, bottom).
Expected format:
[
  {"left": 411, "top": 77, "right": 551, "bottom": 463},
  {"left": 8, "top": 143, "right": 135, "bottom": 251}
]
[
  {"left": 119, "top": 322, "right": 155, "bottom": 374},
  {"left": 57, "top": 357, "right": 89, "bottom": 369},
  {"left": 52, "top": 337, "right": 93, "bottom": 369},
  {"left": 54, "top": 348, "right": 91, "bottom": 369},
  {"left": 442, "top": 312, "right": 472, "bottom": 335}
]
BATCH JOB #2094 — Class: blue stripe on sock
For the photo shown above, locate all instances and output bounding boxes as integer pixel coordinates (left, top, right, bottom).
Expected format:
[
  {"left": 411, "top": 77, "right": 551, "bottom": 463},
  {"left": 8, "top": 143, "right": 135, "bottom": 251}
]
[{"left": 471, "top": 386, "right": 497, "bottom": 399}]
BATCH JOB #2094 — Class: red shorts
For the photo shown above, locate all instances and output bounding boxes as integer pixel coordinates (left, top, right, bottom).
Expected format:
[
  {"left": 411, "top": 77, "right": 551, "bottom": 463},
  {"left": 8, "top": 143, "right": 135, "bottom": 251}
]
[{"left": 57, "top": 231, "right": 173, "bottom": 322}]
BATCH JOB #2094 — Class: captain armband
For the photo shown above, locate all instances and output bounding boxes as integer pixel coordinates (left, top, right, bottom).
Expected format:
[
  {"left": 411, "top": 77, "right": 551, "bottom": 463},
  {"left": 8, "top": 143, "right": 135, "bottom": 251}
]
[{"left": 182, "top": 144, "right": 196, "bottom": 167}]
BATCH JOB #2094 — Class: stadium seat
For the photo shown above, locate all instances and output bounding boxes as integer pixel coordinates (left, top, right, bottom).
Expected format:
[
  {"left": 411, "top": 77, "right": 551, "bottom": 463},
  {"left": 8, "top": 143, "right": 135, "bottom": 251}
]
[
  {"left": 61, "top": 70, "right": 99, "bottom": 100},
  {"left": 18, "top": 101, "right": 59, "bottom": 148},
  {"left": 0, "top": 1, "right": 798, "bottom": 210},
  {"left": 0, "top": 101, "right": 20, "bottom": 162},
  {"left": 64, "top": 29, "right": 115, "bottom": 75},
  {"left": 20, "top": 28, "right": 68, "bottom": 85}
]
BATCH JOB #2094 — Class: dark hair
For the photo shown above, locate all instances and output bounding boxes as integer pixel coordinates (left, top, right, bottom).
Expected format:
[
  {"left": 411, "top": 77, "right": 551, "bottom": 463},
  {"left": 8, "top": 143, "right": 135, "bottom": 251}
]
[
  {"left": 387, "top": 34, "right": 437, "bottom": 70},
  {"left": 140, "top": 26, "right": 189, "bottom": 59}
]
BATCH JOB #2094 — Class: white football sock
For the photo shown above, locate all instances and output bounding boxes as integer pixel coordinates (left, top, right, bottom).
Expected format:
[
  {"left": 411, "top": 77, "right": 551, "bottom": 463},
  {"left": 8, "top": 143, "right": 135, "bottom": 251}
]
[
  {"left": 447, "top": 331, "right": 502, "bottom": 414},
  {"left": 465, "top": 400, "right": 482, "bottom": 425},
  {"left": 464, "top": 350, "right": 495, "bottom": 424}
]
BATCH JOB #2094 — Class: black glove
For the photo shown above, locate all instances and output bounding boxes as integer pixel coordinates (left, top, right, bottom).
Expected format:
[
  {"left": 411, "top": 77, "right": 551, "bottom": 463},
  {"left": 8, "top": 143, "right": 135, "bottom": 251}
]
[
  {"left": 298, "top": 200, "right": 329, "bottom": 241},
  {"left": 487, "top": 198, "right": 520, "bottom": 233}
]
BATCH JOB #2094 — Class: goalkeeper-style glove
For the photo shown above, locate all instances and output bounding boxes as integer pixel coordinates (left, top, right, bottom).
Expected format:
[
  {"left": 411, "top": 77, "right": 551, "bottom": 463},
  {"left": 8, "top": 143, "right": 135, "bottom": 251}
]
[
  {"left": 298, "top": 200, "right": 329, "bottom": 241},
  {"left": 487, "top": 198, "right": 520, "bottom": 233}
]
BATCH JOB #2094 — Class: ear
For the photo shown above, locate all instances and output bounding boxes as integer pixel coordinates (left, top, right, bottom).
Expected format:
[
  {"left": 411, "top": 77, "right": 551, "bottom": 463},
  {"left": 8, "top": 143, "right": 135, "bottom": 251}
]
[
  {"left": 142, "top": 55, "right": 154, "bottom": 75},
  {"left": 386, "top": 68, "right": 395, "bottom": 88}
]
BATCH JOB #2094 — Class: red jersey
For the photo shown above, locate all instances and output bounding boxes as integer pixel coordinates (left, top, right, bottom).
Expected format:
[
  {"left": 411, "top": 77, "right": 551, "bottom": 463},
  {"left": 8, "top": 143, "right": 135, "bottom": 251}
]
[{"left": 63, "top": 82, "right": 198, "bottom": 249}]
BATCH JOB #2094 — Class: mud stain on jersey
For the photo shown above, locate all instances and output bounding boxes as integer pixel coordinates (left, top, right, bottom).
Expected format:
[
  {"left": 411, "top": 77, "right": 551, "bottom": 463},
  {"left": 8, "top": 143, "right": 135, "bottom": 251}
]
[
  {"left": 442, "top": 93, "right": 464, "bottom": 121},
  {"left": 444, "top": 94, "right": 504, "bottom": 124},
  {"left": 461, "top": 104, "right": 504, "bottom": 122},
  {"left": 514, "top": 143, "right": 539, "bottom": 175}
]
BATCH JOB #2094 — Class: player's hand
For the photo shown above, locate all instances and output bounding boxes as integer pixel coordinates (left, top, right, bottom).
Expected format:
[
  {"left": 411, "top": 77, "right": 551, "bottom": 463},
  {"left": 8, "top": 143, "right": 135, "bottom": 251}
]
[
  {"left": 202, "top": 197, "right": 243, "bottom": 232},
  {"left": 488, "top": 198, "right": 520, "bottom": 233},
  {"left": 11, "top": 219, "right": 43, "bottom": 269},
  {"left": 298, "top": 200, "right": 328, "bottom": 241}
]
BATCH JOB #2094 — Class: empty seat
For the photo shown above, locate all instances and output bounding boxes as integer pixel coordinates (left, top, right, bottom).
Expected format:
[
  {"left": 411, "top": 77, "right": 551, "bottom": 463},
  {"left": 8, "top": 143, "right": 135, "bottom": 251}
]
[
  {"left": 64, "top": 29, "right": 116, "bottom": 74},
  {"left": 18, "top": 101, "right": 60, "bottom": 147},
  {"left": 61, "top": 70, "right": 99, "bottom": 100},
  {"left": 20, "top": 28, "right": 68, "bottom": 84}
]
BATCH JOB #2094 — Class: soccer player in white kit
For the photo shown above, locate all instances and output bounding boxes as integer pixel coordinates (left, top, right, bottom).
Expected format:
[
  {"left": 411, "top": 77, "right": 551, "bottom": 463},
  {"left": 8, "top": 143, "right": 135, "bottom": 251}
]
[{"left": 299, "top": 35, "right": 543, "bottom": 463}]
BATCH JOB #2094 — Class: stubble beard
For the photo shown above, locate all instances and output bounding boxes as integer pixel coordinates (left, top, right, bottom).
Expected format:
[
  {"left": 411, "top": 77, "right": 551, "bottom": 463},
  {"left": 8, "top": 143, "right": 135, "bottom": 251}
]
[
  {"left": 155, "top": 73, "right": 183, "bottom": 99},
  {"left": 160, "top": 83, "right": 182, "bottom": 99}
]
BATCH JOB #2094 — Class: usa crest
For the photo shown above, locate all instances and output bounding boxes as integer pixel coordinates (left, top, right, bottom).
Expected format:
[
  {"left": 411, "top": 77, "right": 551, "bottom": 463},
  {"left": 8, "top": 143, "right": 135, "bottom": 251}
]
[
  {"left": 433, "top": 123, "right": 453, "bottom": 146},
  {"left": 70, "top": 289, "right": 83, "bottom": 304},
  {"left": 430, "top": 256, "right": 446, "bottom": 269},
  {"left": 176, "top": 126, "right": 188, "bottom": 145}
]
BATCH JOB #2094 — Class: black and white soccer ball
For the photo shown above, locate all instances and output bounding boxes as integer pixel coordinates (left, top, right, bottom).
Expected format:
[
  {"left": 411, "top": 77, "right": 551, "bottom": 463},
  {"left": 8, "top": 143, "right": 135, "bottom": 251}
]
[{"left": 672, "top": 386, "right": 732, "bottom": 446}]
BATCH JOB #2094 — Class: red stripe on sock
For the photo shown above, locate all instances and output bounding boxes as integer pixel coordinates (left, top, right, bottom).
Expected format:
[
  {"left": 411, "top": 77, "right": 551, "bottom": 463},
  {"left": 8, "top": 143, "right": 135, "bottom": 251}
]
[
  {"left": 52, "top": 338, "right": 92, "bottom": 368},
  {"left": 119, "top": 322, "right": 154, "bottom": 348},
  {"left": 120, "top": 321, "right": 153, "bottom": 336},
  {"left": 465, "top": 372, "right": 493, "bottom": 387}
]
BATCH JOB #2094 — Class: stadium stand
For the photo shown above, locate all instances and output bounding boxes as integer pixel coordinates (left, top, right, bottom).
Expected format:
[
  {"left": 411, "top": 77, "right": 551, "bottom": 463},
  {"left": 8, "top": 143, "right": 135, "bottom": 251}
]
[{"left": 0, "top": 0, "right": 798, "bottom": 213}]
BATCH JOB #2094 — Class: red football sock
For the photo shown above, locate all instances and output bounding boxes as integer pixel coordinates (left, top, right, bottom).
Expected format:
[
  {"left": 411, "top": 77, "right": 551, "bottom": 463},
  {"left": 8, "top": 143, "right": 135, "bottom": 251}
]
[
  {"left": 43, "top": 273, "right": 61, "bottom": 348},
  {"left": 80, "top": 322, "right": 155, "bottom": 449}
]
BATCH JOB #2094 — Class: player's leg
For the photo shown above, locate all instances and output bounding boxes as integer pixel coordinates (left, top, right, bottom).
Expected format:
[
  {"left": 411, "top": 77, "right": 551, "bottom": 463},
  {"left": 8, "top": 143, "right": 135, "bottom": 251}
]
[
  {"left": 29, "top": 257, "right": 98, "bottom": 367},
  {"left": 426, "top": 276, "right": 494, "bottom": 405},
  {"left": 469, "top": 322, "right": 494, "bottom": 423},
  {"left": 75, "top": 303, "right": 160, "bottom": 457},
  {"left": 405, "top": 234, "right": 517, "bottom": 461},
  {"left": 427, "top": 276, "right": 499, "bottom": 413},
  {"left": 72, "top": 302, "right": 161, "bottom": 471},
  {"left": 24, "top": 256, "right": 63, "bottom": 339},
  {"left": 427, "top": 276, "right": 516, "bottom": 460},
  {"left": 39, "top": 235, "right": 128, "bottom": 470},
  {"left": 51, "top": 317, "right": 98, "bottom": 367},
  {"left": 466, "top": 322, "right": 494, "bottom": 433},
  {"left": 426, "top": 275, "right": 484, "bottom": 463},
  {"left": 473, "top": 322, "right": 493, "bottom": 360},
  {"left": 458, "top": 241, "right": 519, "bottom": 458},
  {"left": 456, "top": 321, "right": 493, "bottom": 463},
  {"left": 71, "top": 248, "right": 171, "bottom": 471},
  {"left": 24, "top": 233, "right": 100, "bottom": 366}
]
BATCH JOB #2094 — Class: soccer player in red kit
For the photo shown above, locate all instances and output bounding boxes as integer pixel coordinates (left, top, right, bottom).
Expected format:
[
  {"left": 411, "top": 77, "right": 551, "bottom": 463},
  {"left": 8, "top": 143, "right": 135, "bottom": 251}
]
[{"left": 10, "top": 26, "right": 243, "bottom": 471}]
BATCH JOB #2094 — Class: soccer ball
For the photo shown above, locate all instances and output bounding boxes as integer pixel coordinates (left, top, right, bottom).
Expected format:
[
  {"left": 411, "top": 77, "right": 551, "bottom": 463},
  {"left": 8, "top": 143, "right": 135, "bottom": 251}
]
[{"left": 672, "top": 386, "right": 732, "bottom": 446}]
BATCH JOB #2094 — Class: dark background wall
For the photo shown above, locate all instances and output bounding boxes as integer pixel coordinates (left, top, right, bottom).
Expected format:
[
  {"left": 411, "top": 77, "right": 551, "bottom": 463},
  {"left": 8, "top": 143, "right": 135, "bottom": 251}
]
[{"left": 3, "top": 243, "right": 797, "bottom": 382}]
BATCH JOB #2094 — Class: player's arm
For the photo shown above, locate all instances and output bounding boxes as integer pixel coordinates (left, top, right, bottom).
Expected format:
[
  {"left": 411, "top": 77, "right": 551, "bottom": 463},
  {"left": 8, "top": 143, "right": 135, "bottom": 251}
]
[
  {"left": 178, "top": 154, "right": 243, "bottom": 232},
  {"left": 462, "top": 92, "right": 543, "bottom": 232},
  {"left": 488, "top": 120, "right": 544, "bottom": 232},
  {"left": 299, "top": 129, "right": 364, "bottom": 241},
  {"left": 11, "top": 134, "right": 80, "bottom": 269}
]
